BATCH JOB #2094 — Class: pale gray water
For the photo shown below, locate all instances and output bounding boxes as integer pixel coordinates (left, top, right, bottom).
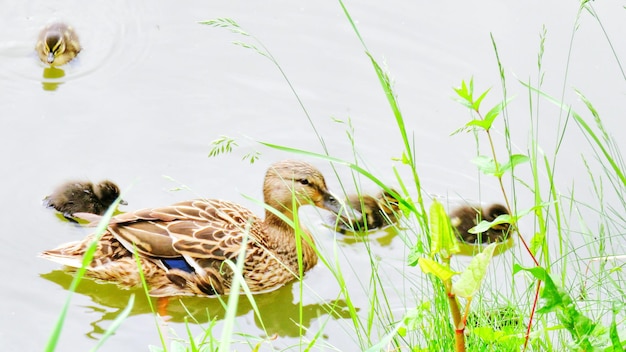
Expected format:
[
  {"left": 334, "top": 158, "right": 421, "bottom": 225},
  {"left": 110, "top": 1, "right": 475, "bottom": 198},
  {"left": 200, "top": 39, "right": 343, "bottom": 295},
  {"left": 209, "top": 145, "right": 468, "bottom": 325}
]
[{"left": 1, "top": 0, "right": 625, "bottom": 350}]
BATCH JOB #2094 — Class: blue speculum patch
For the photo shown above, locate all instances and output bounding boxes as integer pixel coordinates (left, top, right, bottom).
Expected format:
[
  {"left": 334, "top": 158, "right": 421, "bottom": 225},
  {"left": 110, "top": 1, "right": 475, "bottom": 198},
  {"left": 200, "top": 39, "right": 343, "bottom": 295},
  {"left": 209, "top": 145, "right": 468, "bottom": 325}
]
[{"left": 162, "top": 258, "right": 194, "bottom": 272}]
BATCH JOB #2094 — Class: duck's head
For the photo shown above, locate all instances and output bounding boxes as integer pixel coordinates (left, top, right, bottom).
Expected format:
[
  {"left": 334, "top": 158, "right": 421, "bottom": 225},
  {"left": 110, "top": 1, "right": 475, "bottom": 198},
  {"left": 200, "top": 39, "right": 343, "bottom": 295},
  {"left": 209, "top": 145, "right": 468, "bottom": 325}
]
[
  {"left": 483, "top": 204, "right": 508, "bottom": 220},
  {"left": 94, "top": 180, "right": 128, "bottom": 206},
  {"left": 42, "top": 30, "right": 66, "bottom": 64},
  {"left": 379, "top": 189, "right": 401, "bottom": 211},
  {"left": 263, "top": 160, "right": 341, "bottom": 219}
]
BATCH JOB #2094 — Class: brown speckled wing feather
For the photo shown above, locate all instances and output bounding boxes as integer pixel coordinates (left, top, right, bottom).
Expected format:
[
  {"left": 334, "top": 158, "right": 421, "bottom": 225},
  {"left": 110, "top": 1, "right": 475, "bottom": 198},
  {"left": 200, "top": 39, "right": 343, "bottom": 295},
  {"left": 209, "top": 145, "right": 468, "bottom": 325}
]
[{"left": 106, "top": 199, "right": 266, "bottom": 262}]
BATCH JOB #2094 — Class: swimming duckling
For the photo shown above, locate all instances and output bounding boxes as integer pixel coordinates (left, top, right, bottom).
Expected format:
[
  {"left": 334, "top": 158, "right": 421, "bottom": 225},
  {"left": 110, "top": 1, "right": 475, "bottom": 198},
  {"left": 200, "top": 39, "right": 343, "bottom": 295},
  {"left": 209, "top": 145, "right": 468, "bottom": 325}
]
[
  {"left": 449, "top": 203, "right": 511, "bottom": 244},
  {"left": 44, "top": 180, "right": 127, "bottom": 218},
  {"left": 339, "top": 189, "right": 401, "bottom": 233},
  {"left": 35, "top": 22, "right": 81, "bottom": 66}
]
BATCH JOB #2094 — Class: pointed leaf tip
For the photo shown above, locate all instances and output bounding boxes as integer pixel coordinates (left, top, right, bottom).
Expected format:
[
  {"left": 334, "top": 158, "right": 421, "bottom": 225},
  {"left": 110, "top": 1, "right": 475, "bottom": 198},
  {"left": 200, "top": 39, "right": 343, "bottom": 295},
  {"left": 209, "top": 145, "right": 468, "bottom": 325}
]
[{"left": 452, "top": 242, "right": 497, "bottom": 298}]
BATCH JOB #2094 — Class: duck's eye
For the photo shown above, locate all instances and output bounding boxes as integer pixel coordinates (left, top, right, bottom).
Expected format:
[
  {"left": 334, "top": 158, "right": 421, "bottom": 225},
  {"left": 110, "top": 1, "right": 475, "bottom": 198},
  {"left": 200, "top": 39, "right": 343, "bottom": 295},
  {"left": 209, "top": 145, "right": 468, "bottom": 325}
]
[{"left": 298, "top": 179, "right": 309, "bottom": 185}]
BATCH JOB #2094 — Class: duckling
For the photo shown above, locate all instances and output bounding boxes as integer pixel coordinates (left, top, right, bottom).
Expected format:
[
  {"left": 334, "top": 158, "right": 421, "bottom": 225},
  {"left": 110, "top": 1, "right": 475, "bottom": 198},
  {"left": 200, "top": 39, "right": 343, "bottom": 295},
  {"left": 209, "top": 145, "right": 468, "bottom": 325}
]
[
  {"left": 44, "top": 180, "right": 127, "bottom": 218},
  {"left": 35, "top": 22, "right": 81, "bottom": 66},
  {"left": 40, "top": 160, "right": 342, "bottom": 297},
  {"left": 339, "top": 189, "right": 401, "bottom": 233},
  {"left": 449, "top": 203, "right": 511, "bottom": 244}
]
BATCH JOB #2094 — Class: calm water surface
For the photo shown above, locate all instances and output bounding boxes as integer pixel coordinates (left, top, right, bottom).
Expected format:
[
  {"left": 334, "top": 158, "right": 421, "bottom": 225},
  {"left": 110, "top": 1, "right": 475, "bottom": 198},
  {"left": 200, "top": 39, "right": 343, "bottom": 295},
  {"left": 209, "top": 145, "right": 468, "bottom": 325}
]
[{"left": 1, "top": 0, "right": 625, "bottom": 350}]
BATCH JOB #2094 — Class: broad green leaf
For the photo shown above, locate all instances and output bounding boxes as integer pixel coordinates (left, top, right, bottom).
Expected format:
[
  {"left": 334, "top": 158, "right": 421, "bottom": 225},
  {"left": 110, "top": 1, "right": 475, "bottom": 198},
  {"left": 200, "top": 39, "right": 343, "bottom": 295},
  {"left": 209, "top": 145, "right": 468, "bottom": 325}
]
[
  {"left": 451, "top": 242, "right": 497, "bottom": 298},
  {"left": 468, "top": 214, "right": 513, "bottom": 234},
  {"left": 471, "top": 155, "right": 499, "bottom": 175},
  {"left": 482, "top": 99, "right": 509, "bottom": 129},
  {"left": 512, "top": 264, "right": 545, "bottom": 278},
  {"left": 418, "top": 257, "right": 458, "bottom": 281},
  {"left": 500, "top": 154, "right": 529, "bottom": 174},
  {"left": 465, "top": 118, "right": 492, "bottom": 130},
  {"left": 471, "top": 154, "right": 528, "bottom": 177},
  {"left": 407, "top": 245, "right": 421, "bottom": 266},
  {"left": 429, "top": 200, "right": 460, "bottom": 257},
  {"left": 513, "top": 264, "right": 608, "bottom": 349}
]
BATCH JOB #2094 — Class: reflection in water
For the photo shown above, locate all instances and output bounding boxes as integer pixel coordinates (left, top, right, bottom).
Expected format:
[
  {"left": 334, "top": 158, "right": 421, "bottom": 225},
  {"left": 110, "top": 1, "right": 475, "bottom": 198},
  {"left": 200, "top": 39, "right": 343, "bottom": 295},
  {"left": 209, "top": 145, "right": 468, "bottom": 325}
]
[
  {"left": 41, "top": 67, "right": 64, "bottom": 91},
  {"left": 339, "top": 226, "right": 400, "bottom": 247},
  {"left": 41, "top": 270, "right": 354, "bottom": 339}
]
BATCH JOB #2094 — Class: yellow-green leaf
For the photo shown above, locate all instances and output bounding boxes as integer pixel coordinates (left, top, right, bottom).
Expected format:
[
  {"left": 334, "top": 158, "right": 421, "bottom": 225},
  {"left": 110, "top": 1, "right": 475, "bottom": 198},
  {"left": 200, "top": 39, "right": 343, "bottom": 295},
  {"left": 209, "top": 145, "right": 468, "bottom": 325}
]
[
  {"left": 429, "top": 200, "right": 460, "bottom": 257},
  {"left": 452, "top": 242, "right": 498, "bottom": 298},
  {"left": 468, "top": 214, "right": 513, "bottom": 234},
  {"left": 418, "top": 257, "right": 458, "bottom": 281}
]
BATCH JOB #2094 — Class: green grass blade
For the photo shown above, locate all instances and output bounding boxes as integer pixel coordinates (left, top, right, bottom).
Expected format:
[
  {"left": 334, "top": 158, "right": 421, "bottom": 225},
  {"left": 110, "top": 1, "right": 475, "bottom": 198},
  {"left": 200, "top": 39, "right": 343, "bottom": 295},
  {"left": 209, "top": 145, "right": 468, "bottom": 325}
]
[{"left": 218, "top": 227, "right": 251, "bottom": 352}]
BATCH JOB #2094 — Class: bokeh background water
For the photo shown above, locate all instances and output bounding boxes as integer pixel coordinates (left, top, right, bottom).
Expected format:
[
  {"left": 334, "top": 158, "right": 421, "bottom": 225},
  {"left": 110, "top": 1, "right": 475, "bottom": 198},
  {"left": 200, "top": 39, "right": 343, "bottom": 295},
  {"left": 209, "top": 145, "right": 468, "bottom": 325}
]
[{"left": 1, "top": 0, "right": 625, "bottom": 350}]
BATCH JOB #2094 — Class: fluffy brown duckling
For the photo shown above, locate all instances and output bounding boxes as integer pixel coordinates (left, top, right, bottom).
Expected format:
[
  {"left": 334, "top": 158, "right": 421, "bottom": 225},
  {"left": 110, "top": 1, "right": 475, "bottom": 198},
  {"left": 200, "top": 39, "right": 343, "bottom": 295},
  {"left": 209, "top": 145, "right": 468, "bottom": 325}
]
[
  {"left": 338, "top": 189, "right": 401, "bottom": 233},
  {"left": 35, "top": 22, "right": 81, "bottom": 66},
  {"left": 449, "top": 203, "right": 511, "bottom": 244},
  {"left": 44, "top": 180, "right": 127, "bottom": 218}
]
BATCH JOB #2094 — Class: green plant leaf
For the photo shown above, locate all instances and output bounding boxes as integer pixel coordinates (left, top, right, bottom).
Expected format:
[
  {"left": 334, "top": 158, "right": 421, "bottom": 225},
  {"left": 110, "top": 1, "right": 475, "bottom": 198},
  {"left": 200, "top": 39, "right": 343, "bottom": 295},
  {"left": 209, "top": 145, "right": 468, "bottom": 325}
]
[
  {"left": 482, "top": 99, "right": 510, "bottom": 128},
  {"left": 471, "top": 155, "right": 499, "bottom": 175},
  {"left": 468, "top": 214, "right": 513, "bottom": 234},
  {"left": 609, "top": 301, "right": 624, "bottom": 350},
  {"left": 465, "top": 118, "right": 492, "bottom": 130},
  {"left": 472, "top": 88, "right": 491, "bottom": 111},
  {"left": 407, "top": 245, "right": 421, "bottom": 266},
  {"left": 453, "top": 79, "right": 473, "bottom": 108},
  {"left": 500, "top": 154, "right": 529, "bottom": 174},
  {"left": 451, "top": 242, "right": 497, "bottom": 298},
  {"left": 471, "top": 154, "right": 528, "bottom": 177},
  {"left": 418, "top": 257, "right": 458, "bottom": 281},
  {"left": 513, "top": 265, "right": 609, "bottom": 349},
  {"left": 429, "top": 200, "right": 460, "bottom": 258}
]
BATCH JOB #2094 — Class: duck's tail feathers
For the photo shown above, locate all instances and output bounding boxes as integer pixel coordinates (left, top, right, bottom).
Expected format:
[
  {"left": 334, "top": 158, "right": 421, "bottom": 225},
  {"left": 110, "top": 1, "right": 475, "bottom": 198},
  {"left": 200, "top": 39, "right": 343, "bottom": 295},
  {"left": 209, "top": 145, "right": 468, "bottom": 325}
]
[{"left": 39, "top": 250, "right": 84, "bottom": 268}]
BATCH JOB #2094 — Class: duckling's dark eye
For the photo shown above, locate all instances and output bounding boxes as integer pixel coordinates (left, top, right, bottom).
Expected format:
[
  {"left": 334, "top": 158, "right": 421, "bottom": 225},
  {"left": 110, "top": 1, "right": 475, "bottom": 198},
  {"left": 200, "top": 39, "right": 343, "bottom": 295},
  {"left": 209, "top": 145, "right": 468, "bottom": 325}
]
[{"left": 298, "top": 179, "right": 309, "bottom": 185}]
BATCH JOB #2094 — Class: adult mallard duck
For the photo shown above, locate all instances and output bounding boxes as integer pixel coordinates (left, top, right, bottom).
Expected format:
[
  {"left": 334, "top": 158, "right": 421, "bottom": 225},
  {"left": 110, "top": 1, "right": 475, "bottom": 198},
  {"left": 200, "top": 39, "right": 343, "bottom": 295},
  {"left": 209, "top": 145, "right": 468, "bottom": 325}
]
[
  {"left": 40, "top": 160, "right": 342, "bottom": 297},
  {"left": 338, "top": 189, "right": 401, "bottom": 233},
  {"left": 449, "top": 203, "right": 511, "bottom": 244},
  {"left": 44, "top": 180, "right": 128, "bottom": 219},
  {"left": 35, "top": 22, "right": 81, "bottom": 66}
]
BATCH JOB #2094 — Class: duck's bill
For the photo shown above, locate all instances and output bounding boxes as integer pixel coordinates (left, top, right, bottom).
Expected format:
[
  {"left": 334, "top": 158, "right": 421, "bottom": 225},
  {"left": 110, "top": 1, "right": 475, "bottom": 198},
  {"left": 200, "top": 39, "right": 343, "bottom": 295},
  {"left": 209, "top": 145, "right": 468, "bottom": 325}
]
[
  {"left": 47, "top": 52, "right": 55, "bottom": 63},
  {"left": 321, "top": 191, "right": 343, "bottom": 215}
]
